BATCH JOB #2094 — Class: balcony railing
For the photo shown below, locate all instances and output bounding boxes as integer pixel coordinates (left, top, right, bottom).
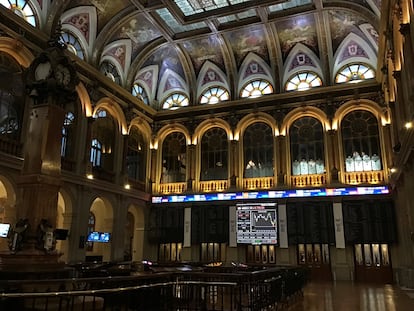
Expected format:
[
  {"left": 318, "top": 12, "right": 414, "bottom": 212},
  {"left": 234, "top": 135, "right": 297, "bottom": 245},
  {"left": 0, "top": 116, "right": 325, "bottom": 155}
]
[
  {"left": 0, "top": 137, "right": 22, "bottom": 157},
  {"left": 291, "top": 173, "right": 327, "bottom": 187},
  {"left": 342, "top": 170, "right": 385, "bottom": 184},
  {"left": 158, "top": 182, "right": 187, "bottom": 194},
  {"left": 243, "top": 177, "right": 275, "bottom": 190},
  {"left": 199, "top": 180, "right": 228, "bottom": 192}
]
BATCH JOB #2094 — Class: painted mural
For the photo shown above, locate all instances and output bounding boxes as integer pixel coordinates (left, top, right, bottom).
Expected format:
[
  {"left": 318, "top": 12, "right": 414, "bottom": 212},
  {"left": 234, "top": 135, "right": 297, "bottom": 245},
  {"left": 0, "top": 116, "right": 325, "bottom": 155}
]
[
  {"left": 181, "top": 35, "right": 225, "bottom": 76},
  {"left": 142, "top": 45, "right": 185, "bottom": 85},
  {"left": 328, "top": 10, "right": 376, "bottom": 54},
  {"left": 275, "top": 14, "right": 318, "bottom": 62},
  {"left": 224, "top": 24, "right": 269, "bottom": 67},
  {"left": 110, "top": 14, "right": 162, "bottom": 60},
  {"left": 66, "top": 0, "right": 130, "bottom": 32}
]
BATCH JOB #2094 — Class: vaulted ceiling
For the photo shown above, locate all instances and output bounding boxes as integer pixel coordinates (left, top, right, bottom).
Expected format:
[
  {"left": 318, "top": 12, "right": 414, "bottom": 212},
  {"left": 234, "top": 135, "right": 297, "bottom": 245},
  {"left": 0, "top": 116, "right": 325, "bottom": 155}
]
[{"left": 2, "top": 0, "right": 382, "bottom": 110}]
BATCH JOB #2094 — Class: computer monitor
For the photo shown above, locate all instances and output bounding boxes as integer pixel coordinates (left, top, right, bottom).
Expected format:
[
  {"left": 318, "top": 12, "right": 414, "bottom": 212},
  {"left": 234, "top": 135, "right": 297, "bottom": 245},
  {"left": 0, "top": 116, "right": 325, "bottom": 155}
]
[{"left": 0, "top": 223, "right": 11, "bottom": 238}]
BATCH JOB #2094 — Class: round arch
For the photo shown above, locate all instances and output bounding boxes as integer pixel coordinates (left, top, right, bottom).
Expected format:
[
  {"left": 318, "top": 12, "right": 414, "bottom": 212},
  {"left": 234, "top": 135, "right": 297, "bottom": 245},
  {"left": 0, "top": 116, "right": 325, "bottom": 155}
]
[
  {"left": 332, "top": 99, "right": 387, "bottom": 130},
  {"left": 0, "top": 37, "right": 34, "bottom": 67},
  {"left": 93, "top": 98, "right": 128, "bottom": 135},
  {"left": 281, "top": 106, "right": 330, "bottom": 136}
]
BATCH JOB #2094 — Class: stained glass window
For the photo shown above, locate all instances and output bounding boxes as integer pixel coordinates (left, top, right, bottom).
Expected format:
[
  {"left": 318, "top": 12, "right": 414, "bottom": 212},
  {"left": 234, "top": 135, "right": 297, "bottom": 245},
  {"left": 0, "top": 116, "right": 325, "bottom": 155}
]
[
  {"left": 240, "top": 79, "right": 273, "bottom": 98},
  {"left": 162, "top": 93, "right": 189, "bottom": 110},
  {"left": 200, "top": 86, "right": 229, "bottom": 104},
  {"left": 285, "top": 71, "right": 322, "bottom": 91},
  {"left": 132, "top": 83, "right": 149, "bottom": 105},
  {"left": 60, "top": 32, "right": 85, "bottom": 60},
  {"left": 0, "top": 0, "right": 36, "bottom": 26},
  {"left": 335, "top": 64, "right": 375, "bottom": 84}
]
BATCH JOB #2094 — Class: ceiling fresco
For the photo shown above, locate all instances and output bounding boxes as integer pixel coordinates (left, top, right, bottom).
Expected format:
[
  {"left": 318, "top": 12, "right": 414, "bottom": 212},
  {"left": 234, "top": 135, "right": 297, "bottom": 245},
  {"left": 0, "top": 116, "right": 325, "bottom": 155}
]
[{"left": 2, "top": 0, "right": 382, "bottom": 109}]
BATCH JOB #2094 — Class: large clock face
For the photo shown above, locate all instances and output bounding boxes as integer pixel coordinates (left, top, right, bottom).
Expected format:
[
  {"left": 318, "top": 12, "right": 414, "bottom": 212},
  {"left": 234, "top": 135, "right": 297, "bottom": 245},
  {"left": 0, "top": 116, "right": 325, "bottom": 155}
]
[
  {"left": 55, "top": 64, "right": 71, "bottom": 86},
  {"left": 35, "top": 61, "right": 52, "bottom": 81}
]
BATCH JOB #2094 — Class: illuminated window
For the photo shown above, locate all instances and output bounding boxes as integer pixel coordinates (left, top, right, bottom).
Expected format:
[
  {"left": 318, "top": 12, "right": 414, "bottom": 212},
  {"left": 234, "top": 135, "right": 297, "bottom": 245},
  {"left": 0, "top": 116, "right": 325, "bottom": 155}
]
[
  {"left": 243, "top": 122, "right": 274, "bottom": 178},
  {"left": 127, "top": 127, "right": 147, "bottom": 182},
  {"left": 132, "top": 83, "right": 149, "bottom": 105},
  {"left": 200, "top": 86, "right": 229, "bottom": 104},
  {"left": 60, "top": 32, "right": 84, "bottom": 59},
  {"left": 90, "top": 139, "right": 102, "bottom": 167},
  {"left": 0, "top": 0, "right": 37, "bottom": 26},
  {"left": 285, "top": 72, "right": 322, "bottom": 91},
  {"left": 162, "top": 93, "right": 189, "bottom": 110},
  {"left": 335, "top": 63, "right": 375, "bottom": 84},
  {"left": 61, "top": 112, "right": 75, "bottom": 157},
  {"left": 241, "top": 79, "right": 273, "bottom": 98},
  {"left": 200, "top": 127, "right": 228, "bottom": 181},
  {"left": 95, "top": 109, "right": 107, "bottom": 118},
  {"left": 100, "top": 61, "right": 121, "bottom": 85},
  {"left": 161, "top": 132, "right": 186, "bottom": 183}
]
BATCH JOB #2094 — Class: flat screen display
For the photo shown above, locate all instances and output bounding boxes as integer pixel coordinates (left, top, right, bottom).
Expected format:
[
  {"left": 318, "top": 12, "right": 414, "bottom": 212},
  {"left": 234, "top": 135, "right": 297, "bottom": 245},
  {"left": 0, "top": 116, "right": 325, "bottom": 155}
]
[
  {"left": 236, "top": 203, "right": 277, "bottom": 245},
  {"left": 87, "top": 231, "right": 111, "bottom": 243},
  {"left": 0, "top": 223, "right": 11, "bottom": 238}
]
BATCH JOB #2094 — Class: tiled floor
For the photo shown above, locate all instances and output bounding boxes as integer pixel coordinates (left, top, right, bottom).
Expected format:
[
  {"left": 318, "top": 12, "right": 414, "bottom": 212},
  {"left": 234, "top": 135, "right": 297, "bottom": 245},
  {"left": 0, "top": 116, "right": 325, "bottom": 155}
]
[{"left": 289, "top": 282, "right": 414, "bottom": 311}]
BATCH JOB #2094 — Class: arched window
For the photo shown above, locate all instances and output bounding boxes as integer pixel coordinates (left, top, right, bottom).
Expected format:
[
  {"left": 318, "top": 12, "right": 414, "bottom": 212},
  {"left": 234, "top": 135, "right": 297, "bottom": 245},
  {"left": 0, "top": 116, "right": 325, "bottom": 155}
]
[
  {"left": 161, "top": 132, "right": 186, "bottom": 183},
  {"left": 100, "top": 61, "right": 121, "bottom": 85},
  {"left": 200, "top": 128, "right": 228, "bottom": 181},
  {"left": 285, "top": 71, "right": 322, "bottom": 91},
  {"left": 127, "top": 127, "right": 146, "bottom": 182},
  {"left": 90, "top": 138, "right": 102, "bottom": 167},
  {"left": 86, "top": 212, "right": 95, "bottom": 251},
  {"left": 0, "top": 52, "right": 23, "bottom": 142},
  {"left": 162, "top": 93, "right": 189, "bottom": 110},
  {"left": 243, "top": 122, "right": 274, "bottom": 178},
  {"left": 200, "top": 86, "right": 229, "bottom": 104},
  {"left": 341, "top": 110, "right": 382, "bottom": 172},
  {"left": 240, "top": 79, "right": 273, "bottom": 98},
  {"left": 335, "top": 63, "right": 375, "bottom": 84},
  {"left": 61, "top": 112, "right": 75, "bottom": 157},
  {"left": 0, "top": 0, "right": 37, "bottom": 26},
  {"left": 132, "top": 83, "right": 149, "bottom": 105},
  {"left": 60, "top": 32, "right": 85, "bottom": 60},
  {"left": 290, "top": 117, "right": 325, "bottom": 175}
]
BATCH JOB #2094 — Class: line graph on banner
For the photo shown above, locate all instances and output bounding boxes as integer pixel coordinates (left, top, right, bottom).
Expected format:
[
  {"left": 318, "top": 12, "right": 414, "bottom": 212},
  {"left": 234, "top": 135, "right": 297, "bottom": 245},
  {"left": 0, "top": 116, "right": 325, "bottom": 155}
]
[{"left": 251, "top": 210, "right": 277, "bottom": 230}]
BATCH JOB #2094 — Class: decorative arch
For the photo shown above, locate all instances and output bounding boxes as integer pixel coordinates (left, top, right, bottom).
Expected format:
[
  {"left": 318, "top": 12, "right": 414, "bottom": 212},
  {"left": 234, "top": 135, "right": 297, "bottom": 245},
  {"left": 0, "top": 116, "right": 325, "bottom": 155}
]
[
  {"left": 60, "top": 6, "right": 97, "bottom": 58},
  {"left": 75, "top": 82, "right": 93, "bottom": 117},
  {"left": 193, "top": 118, "right": 232, "bottom": 145},
  {"left": 157, "top": 68, "right": 189, "bottom": 104},
  {"left": 0, "top": 37, "right": 34, "bottom": 67},
  {"left": 332, "top": 99, "right": 387, "bottom": 130},
  {"left": 333, "top": 33, "right": 377, "bottom": 80},
  {"left": 197, "top": 61, "right": 229, "bottom": 100},
  {"left": 238, "top": 52, "right": 273, "bottom": 95},
  {"left": 128, "top": 117, "right": 152, "bottom": 143},
  {"left": 156, "top": 123, "right": 191, "bottom": 149},
  {"left": 281, "top": 106, "right": 330, "bottom": 136},
  {"left": 235, "top": 112, "right": 276, "bottom": 141},
  {"left": 283, "top": 43, "right": 323, "bottom": 87},
  {"left": 133, "top": 65, "right": 159, "bottom": 104},
  {"left": 101, "top": 39, "right": 132, "bottom": 85},
  {"left": 93, "top": 98, "right": 128, "bottom": 134}
]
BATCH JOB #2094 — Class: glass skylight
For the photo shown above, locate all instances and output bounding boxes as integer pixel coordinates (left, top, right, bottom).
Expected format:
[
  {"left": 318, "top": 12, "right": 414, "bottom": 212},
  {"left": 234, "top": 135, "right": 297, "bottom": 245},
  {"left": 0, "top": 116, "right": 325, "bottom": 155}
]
[
  {"left": 268, "top": 0, "right": 312, "bottom": 12},
  {"left": 174, "top": 0, "right": 254, "bottom": 16},
  {"left": 156, "top": 8, "right": 207, "bottom": 33}
]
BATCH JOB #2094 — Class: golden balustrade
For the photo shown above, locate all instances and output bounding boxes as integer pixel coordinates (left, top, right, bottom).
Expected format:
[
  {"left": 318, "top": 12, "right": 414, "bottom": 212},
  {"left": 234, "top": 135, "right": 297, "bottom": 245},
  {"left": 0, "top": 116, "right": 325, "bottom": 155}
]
[
  {"left": 199, "top": 180, "right": 228, "bottom": 192},
  {"left": 342, "top": 170, "right": 385, "bottom": 185},
  {"left": 158, "top": 182, "right": 187, "bottom": 194},
  {"left": 243, "top": 177, "right": 275, "bottom": 190},
  {"left": 291, "top": 174, "right": 327, "bottom": 187}
]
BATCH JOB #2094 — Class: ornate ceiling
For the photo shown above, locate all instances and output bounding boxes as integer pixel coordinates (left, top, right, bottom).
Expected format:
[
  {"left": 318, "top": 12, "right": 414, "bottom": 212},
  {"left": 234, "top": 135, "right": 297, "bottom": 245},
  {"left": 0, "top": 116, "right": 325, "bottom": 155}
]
[{"left": 2, "top": 0, "right": 382, "bottom": 110}]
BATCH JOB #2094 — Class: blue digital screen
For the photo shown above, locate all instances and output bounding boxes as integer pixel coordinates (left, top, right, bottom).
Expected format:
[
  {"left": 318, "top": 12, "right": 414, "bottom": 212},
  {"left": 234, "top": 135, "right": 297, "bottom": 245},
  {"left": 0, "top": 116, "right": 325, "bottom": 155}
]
[
  {"left": 152, "top": 185, "right": 390, "bottom": 203},
  {"left": 87, "top": 231, "right": 111, "bottom": 243}
]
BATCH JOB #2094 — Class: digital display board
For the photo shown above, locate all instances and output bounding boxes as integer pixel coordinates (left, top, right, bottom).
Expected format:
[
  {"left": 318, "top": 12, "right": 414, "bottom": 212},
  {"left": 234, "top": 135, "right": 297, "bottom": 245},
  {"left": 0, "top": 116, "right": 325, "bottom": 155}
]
[
  {"left": 152, "top": 186, "right": 390, "bottom": 203},
  {"left": 236, "top": 203, "right": 277, "bottom": 245},
  {"left": 87, "top": 231, "right": 111, "bottom": 243}
]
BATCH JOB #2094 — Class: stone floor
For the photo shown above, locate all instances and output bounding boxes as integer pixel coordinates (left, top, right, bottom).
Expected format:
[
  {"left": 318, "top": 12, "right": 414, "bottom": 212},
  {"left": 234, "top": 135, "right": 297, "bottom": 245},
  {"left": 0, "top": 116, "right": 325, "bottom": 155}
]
[{"left": 289, "top": 281, "right": 414, "bottom": 311}]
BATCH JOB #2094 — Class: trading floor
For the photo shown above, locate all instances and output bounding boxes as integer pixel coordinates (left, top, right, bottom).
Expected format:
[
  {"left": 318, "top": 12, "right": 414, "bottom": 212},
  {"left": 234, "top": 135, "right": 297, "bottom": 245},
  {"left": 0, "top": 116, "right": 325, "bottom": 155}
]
[{"left": 290, "top": 282, "right": 414, "bottom": 311}]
